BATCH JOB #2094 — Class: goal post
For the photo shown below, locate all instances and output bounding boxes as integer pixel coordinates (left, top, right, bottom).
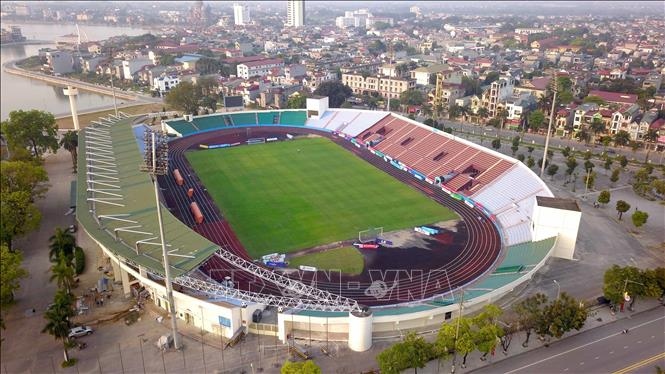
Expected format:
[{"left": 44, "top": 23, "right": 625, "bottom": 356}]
[{"left": 358, "top": 227, "right": 383, "bottom": 243}]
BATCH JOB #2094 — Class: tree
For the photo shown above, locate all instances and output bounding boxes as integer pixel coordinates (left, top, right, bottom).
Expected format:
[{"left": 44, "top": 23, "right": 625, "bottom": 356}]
[
  {"left": 49, "top": 258, "right": 76, "bottom": 293},
  {"left": 561, "top": 146, "right": 571, "bottom": 158},
  {"left": 614, "top": 130, "right": 630, "bottom": 147},
  {"left": 510, "top": 136, "right": 520, "bottom": 155},
  {"left": 0, "top": 244, "right": 28, "bottom": 327},
  {"left": 477, "top": 107, "right": 490, "bottom": 123},
  {"left": 615, "top": 200, "right": 630, "bottom": 220},
  {"left": 483, "top": 72, "right": 500, "bottom": 85},
  {"left": 281, "top": 360, "right": 321, "bottom": 374},
  {"left": 526, "top": 156, "right": 535, "bottom": 168},
  {"left": 513, "top": 293, "right": 548, "bottom": 347},
  {"left": 0, "top": 190, "right": 42, "bottom": 250},
  {"left": 536, "top": 293, "right": 587, "bottom": 340},
  {"left": 610, "top": 168, "right": 621, "bottom": 184},
  {"left": 643, "top": 128, "right": 659, "bottom": 163},
  {"left": 597, "top": 190, "right": 610, "bottom": 205},
  {"left": 399, "top": 89, "right": 425, "bottom": 107},
  {"left": 603, "top": 265, "right": 645, "bottom": 310},
  {"left": 590, "top": 117, "right": 605, "bottom": 138},
  {"left": 584, "top": 160, "right": 595, "bottom": 172},
  {"left": 528, "top": 110, "right": 545, "bottom": 131},
  {"left": 448, "top": 105, "right": 462, "bottom": 120},
  {"left": 42, "top": 289, "right": 75, "bottom": 364},
  {"left": 491, "top": 138, "right": 501, "bottom": 151},
  {"left": 631, "top": 210, "right": 648, "bottom": 228},
  {"left": 617, "top": 155, "right": 628, "bottom": 168},
  {"left": 195, "top": 58, "right": 222, "bottom": 75},
  {"left": 378, "top": 332, "right": 434, "bottom": 374},
  {"left": 603, "top": 157, "right": 613, "bottom": 171},
  {"left": 517, "top": 154, "right": 525, "bottom": 162},
  {"left": 565, "top": 157, "right": 578, "bottom": 179},
  {"left": 1, "top": 110, "right": 59, "bottom": 159},
  {"left": 49, "top": 227, "right": 77, "bottom": 266},
  {"left": 165, "top": 81, "right": 202, "bottom": 115},
  {"left": 313, "top": 81, "right": 352, "bottom": 108},
  {"left": 472, "top": 305, "right": 504, "bottom": 361},
  {"left": 0, "top": 160, "right": 49, "bottom": 200},
  {"left": 287, "top": 93, "right": 307, "bottom": 109},
  {"left": 59, "top": 131, "right": 78, "bottom": 172},
  {"left": 576, "top": 129, "right": 591, "bottom": 145},
  {"left": 546, "top": 164, "right": 559, "bottom": 180}
]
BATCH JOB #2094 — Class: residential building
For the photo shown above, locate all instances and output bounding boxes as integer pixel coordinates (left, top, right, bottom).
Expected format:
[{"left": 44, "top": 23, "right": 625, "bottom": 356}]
[
  {"left": 286, "top": 0, "right": 305, "bottom": 28},
  {"left": 504, "top": 93, "right": 537, "bottom": 128},
  {"left": 588, "top": 90, "right": 638, "bottom": 106},
  {"left": 410, "top": 64, "right": 462, "bottom": 86},
  {"left": 44, "top": 50, "right": 74, "bottom": 75},
  {"left": 233, "top": 3, "right": 250, "bottom": 26},
  {"left": 342, "top": 73, "right": 416, "bottom": 100},
  {"left": 237, "top": 58, "right": 284, "bottom": 79},
  {"left": 80, "top": 56, "right": 104, "bottom": 74},
  {"left": 122, "top": 57, "right": 153, "bottom": 81},
  {"left": 634, "top": 111, "right": 658, "bottom": 141},
  {"left": 483, "top": 76, "right": 515, "bottom": 117},
  {"left": 153, "top": 75, "right": 180, "bottom": 94},
  {"left": 174, "top": 54, "right": 202, "bottom": 70},
  {"left": 610, "top": 104, "right": 640, "bottom": 135}
]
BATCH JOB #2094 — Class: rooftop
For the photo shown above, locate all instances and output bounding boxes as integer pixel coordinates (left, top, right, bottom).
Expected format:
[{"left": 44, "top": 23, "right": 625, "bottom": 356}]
[{"left": 536, "top": 196, "right": 581, "bottom": 212}]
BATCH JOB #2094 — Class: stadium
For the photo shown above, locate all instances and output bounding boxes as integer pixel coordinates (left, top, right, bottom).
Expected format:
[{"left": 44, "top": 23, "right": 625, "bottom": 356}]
[{"left": 77, "top": 97, "right": 580, "bottom": 352}]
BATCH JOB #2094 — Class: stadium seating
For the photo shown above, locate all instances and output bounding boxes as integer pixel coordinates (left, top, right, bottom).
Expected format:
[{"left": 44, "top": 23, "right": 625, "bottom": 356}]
[
  {"left": 257, "top": 111, "right": 280, "bottom": 125},
  {"left": 194, "top": 115, "right": 227, "bottom": 131},
  {"left": 497, "top": 237, "right": 556, "bottom": 269},
  {"left": 229, "top": 112, "right": 258, "bottom": 126},
  {"left": 165, "top": 119, "right": 199, "bottom": 136},
  {"left": 279, "top": 110, "right": 307, "bottom": 126},
  {"left": 343, "top": 111, "right": 389, "bottom": 137}
]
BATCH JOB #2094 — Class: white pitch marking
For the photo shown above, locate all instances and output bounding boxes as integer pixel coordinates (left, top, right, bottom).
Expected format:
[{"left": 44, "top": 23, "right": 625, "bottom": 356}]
[
  {"left": 595, "top": 356, "right": 599, "bottom": 360},
  {"left": 609, "top": 351, "right": 614, "bottom": 354},
  {"left": 624, "top": 346, "right": 628, "bottom": 349}
]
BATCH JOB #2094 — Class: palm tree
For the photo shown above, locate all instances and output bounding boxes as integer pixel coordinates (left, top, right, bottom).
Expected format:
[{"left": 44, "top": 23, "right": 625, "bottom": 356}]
[
  {"left": 59, "top": 131, "right": 78, "bottom": 172},
  {"left": 459, "top": 106, "right": 470, "bottom": 122},
  {"left": 50, "top": 258, "right": 76, "bottom": 293},
  {"left": 49, "top": 228, "right": 76, "bottom": 265},
  {"left": 497, "top": 108, "right": 509, "bottom": 132},
  {"left": 477, "top": 107, "right": 489, "bottom": 124},
  {"left": 42, "top": 290, "right": 75, "bottom": 364},
  {"left": 643, "top": 128, "right": 658, "bottom": 163}
]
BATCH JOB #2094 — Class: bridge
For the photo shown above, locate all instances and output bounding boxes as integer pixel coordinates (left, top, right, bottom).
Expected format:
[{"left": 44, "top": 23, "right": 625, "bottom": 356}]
[{"left": 3, "top": 62, "right": 153, "bottom": 102}]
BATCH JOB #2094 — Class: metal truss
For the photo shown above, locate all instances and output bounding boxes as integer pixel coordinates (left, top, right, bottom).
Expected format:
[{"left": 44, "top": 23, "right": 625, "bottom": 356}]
[
  {"left": 213, "top": 249, "right": 361, "bottom": 312},
  {"left": 175, "top": 273, "right": 357, "bottom": 312}
]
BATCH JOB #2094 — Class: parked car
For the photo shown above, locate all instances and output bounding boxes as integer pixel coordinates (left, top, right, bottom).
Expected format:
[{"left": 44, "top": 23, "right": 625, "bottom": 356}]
[
  {"left": 67, "top": 224, "right": 78, "bottom": 233},
  {"left": 68, "top": 326, "right": 93, "bottom": 338}
]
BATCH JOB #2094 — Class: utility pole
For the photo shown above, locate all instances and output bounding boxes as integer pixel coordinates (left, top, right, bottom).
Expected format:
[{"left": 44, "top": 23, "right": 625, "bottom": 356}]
[
  {"left": 451, "top": 289, "right": 465, "bottom": 374},
  {"left": 540, "top": 73, "right": 558, "bottom": 178},
  {"left": 386, "top": 41, "right": 394, "bottom": 112}
]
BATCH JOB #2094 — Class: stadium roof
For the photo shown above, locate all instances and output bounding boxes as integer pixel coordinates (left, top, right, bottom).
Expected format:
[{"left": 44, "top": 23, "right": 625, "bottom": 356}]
[{"left": 77, "top": 118, "right": 218, "bottom": 277}]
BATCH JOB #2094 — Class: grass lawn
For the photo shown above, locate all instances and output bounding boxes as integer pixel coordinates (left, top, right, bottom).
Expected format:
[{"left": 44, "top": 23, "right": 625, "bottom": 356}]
[
  {"left": 288, "top": 247, "right": 364, "bottom": 275},
  {"left": 186, "top": 137, "right": 457, "bottom": 257}
]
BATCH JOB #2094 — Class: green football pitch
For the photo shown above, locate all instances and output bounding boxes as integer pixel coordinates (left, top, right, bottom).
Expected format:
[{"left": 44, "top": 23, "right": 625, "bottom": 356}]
[{"left": 185, "top": 137, "right": 457, "bottom": 258}]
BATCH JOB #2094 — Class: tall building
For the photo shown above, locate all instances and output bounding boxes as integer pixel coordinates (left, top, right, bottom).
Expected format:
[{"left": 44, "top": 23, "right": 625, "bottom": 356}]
[
  {"left": 286, "top": 0, "right": 305, "bottom": 27},
  {"left": 233, "top": 3, "right": 250, "bottom": 25}
]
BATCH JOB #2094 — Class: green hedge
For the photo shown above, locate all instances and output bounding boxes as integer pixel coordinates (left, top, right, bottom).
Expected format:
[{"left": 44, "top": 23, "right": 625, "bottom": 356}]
[{"left": 74, "top": 247, "right": 85, "bottom": 275}]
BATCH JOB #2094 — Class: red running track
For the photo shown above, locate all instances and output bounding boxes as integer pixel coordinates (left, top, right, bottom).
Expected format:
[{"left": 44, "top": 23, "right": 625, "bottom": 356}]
[{"left": 158, "top": 127, "right": 502, "bottom": 307}]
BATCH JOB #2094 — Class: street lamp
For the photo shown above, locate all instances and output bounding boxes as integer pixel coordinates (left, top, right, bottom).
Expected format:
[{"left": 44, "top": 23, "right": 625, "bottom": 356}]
[
  {"left": 140, "top": 130, "right": 181, "bottom": 350},
  {"left": 553, "top": 280, "right": 560, "bottom": 300}
]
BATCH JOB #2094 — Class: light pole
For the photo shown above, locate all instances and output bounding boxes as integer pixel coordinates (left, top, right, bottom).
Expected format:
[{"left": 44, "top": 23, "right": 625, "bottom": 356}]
[
  {"left": 553, "top": 280, "right": 560, "bottom": 300},
  {"left": 140, "top": 130, "right": 181, "bottom": 350},
  {"left": 540, "top": 75, "right": 558, "bottom": 178}
]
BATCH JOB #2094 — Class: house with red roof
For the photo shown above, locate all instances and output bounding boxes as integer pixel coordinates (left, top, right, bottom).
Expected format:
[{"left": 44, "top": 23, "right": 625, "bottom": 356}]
[{"left": 587, "top": 90, "right": 637, "bottom": 105}]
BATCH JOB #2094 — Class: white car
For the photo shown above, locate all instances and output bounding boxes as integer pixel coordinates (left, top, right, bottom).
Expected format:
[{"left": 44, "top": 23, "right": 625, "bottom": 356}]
[{"left": 68, "top": 326, "right": 93, "bottom": 338}]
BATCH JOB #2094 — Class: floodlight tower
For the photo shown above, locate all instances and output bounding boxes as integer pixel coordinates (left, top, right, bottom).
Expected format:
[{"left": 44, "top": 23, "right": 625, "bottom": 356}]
[
  {"left": 140, "top": 130, "right": 181, "bottom": 350},
  {"left": 63, "top": 86, "right": 80, "bottom": 130}
]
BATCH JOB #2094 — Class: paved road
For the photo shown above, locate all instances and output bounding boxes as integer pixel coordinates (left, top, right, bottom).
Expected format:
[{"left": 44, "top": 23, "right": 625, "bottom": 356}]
[{"left": 473, "top": 307, "right": 665, "bottom": 374}]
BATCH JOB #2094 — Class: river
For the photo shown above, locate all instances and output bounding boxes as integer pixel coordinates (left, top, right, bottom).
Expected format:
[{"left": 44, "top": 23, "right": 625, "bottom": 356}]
[{"left": 1, "top": 23, "right": 154, "bottom": 120}]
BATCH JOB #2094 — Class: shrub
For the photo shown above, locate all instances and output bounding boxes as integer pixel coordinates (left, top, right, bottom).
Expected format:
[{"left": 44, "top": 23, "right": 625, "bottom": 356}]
[{"left": 74, "top": 247, "right": 85, "bottom": 275}]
